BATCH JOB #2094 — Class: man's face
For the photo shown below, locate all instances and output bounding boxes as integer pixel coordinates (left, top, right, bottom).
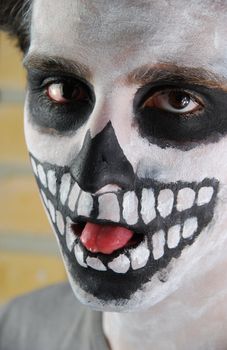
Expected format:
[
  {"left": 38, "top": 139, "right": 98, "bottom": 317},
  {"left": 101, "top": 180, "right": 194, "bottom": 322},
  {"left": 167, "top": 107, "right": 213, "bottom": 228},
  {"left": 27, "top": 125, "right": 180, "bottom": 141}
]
[{"left": 24, "top": 0, "right": 227, "bottom": 311}]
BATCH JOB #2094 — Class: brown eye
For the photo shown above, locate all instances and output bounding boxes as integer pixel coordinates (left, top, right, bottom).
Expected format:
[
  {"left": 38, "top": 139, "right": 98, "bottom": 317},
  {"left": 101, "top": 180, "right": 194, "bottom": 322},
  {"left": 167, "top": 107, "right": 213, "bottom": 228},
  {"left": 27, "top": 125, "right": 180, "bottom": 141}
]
[
  {"left": 46, "top": 82, "right": 88, "bottom": 104},
  {"left": 142, "top": 89, "right": 203, "bottom": 114}
]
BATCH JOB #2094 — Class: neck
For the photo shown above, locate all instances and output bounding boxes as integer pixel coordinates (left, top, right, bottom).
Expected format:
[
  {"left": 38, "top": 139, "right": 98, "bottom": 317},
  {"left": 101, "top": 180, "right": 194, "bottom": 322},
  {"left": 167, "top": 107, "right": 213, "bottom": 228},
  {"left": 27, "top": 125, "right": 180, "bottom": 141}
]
[{"left": 103, "top": 257, "right": 227, "bottom": 350}]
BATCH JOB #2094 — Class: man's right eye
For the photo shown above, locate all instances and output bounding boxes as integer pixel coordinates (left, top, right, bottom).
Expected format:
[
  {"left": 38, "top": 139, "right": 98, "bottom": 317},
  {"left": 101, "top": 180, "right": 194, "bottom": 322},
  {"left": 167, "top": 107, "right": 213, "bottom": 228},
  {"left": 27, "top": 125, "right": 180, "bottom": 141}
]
[
  {"left": 28, "top": 74, "right": 95, "bottom": 133},
  {"left": 46, "top": 81, "right": 90, "bottom": 104}
]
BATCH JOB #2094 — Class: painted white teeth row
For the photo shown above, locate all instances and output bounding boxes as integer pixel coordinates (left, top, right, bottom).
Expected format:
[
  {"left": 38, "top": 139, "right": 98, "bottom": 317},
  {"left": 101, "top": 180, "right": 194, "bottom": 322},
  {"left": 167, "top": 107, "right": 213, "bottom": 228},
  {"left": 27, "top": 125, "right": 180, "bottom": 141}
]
[
  {"left": 73, "top": 216, "right": 198, "bottom": 273},
  {"left": 42, "top": 190, "right": 199, "bottom": 274},
  {"left": 33, "top": 159, "right": 213, "bottom": 274},
  {"left": 152, "top": 216, "right": 198, "bottom": 260},
  {"left": 58, "top": 173, "right": 213, "bottom": 225},
  {"left": 41, "top": 193, "right": 151, "bottom": 272},
  {"left": 33, "top": 160, "right": 214, "bottom": 225},
  {"left": 73, "top": 239, "right": 151, "bottom": 273}
]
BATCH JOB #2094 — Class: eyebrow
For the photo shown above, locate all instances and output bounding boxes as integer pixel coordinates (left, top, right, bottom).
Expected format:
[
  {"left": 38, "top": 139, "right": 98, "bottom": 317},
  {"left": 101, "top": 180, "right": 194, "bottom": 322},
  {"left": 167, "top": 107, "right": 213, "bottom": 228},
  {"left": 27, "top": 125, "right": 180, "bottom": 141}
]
[
  {"left": 23, "top": 54, "right": 227, "bottom": 91},
  {"left": 127, "top": 63, "right": 227, "bottom": 90},
  {"left": 23, "top": 54, "right": 92, "bottom": 81}
]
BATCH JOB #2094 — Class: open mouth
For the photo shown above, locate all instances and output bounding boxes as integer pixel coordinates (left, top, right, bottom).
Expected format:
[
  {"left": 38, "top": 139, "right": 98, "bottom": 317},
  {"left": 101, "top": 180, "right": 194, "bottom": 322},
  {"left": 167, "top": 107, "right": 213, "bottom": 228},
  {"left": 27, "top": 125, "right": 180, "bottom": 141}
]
[
  {"left": 30, "top": 154, "right": 219, "bottom": 276},
  {"left": 72, "top": 221, "right": 144, "bottom": 253}
]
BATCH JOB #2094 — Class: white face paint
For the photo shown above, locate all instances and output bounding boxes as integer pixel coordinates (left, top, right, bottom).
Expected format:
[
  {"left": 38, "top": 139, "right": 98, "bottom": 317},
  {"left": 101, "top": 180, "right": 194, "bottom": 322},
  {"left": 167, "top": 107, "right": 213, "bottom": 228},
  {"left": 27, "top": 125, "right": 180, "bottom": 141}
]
[{"left": 23, "top": 0, "right": 227, "bottom": 312}]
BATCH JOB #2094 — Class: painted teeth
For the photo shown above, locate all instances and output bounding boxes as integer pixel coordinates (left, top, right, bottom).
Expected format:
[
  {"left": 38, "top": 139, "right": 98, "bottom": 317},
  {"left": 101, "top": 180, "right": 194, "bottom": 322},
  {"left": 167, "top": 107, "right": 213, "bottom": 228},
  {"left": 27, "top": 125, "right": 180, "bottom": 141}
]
[
  {"left": 56, "top": 210, "right": 65, "bottom": 236},
  {"left": 47, "top": 170, "right": 57, "bottom": 196},
  {"left": 152, "top": 230, "right": 165, "bottom": 260},
  {"left": 141, "top": 188, "right": 156, "bottom": 224},
  {"left": 108, "top": 254, "right": 130, "bottom": 273},
  {"left": 197, "top": 186, "right": 214, "bottom": 206},
  {"left": 32, "top": 157, "right": 215, "bottom": 228},
  {"left": 177, "top": 188, "right": 195, "bottom": 212},
  {"left": 68, "top": 182, "right": 81, "bottom": 212},
  {"left": 77, "top": 191, "right": 93, "bottom": 217},
  {"left": 167, "top": 224, "right": 181, "bottom": 249},
  {"left": 98, "top": 193, "right": 120, "bottom": 222},
  {"left": 60, "top": 173, "right": 71, "bottom": 205},
  {"left": 182, "top": 217, "right": 198, "bottom": 238},
  {"left": 122, "top": 191, "right": 139, "bottom": 225},
  {"left": 157, "top": 189, "right": 174, "bottom": 218},
  {"left": 31, "top": 155, "right": 217, "bottom": 275},
  {"left": 86, "top": 257, "right": 107, "bottom": 271},
  {"left": 65, "top": 217, "right": 76, "bottom": 252},
  {"left": 130, "top": 239, "right": 150, "bottom": 270},
  {"left": 37, "top": 164, "right": 47, "bottom": 188},
  {"left": 74, "top": 243, "right": 87, "bottom": 268}
]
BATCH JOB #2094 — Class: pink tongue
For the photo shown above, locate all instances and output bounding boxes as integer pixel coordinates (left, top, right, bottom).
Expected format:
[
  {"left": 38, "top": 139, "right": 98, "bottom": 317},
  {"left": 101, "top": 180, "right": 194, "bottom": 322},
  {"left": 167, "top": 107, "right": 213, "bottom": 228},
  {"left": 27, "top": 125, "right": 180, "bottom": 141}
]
[{"left": 80, "top": 222, "right": 134, "bottom": 254}]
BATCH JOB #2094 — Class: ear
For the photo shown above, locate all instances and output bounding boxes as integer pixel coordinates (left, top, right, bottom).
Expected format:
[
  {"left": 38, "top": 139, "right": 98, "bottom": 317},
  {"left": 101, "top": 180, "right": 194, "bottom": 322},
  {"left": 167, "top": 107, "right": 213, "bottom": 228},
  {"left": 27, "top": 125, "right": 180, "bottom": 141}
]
[{"left": 0, "top": 0, "right": 31, "bottom": 53}]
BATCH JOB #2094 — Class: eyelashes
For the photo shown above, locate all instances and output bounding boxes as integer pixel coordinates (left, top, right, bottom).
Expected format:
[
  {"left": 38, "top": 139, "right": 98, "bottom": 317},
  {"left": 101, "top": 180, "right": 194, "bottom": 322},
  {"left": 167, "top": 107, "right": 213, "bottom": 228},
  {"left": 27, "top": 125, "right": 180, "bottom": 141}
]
[
  {"left": 141, "top": 88, "right": 204, "bottom": 116},
  {"left": 134, "top": 83, "right": 227, "bottom": 147}
]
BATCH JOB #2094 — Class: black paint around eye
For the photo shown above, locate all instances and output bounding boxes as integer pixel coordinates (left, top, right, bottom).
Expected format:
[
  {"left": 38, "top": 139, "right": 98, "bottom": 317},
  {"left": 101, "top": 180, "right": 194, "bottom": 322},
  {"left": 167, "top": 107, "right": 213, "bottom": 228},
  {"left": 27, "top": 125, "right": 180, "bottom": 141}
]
[
  {"left": 134, "top": 82, "right": 227, "bottom": 149},
  {"left": 27, "top": 71, "right": 95, "bottom": 133}
]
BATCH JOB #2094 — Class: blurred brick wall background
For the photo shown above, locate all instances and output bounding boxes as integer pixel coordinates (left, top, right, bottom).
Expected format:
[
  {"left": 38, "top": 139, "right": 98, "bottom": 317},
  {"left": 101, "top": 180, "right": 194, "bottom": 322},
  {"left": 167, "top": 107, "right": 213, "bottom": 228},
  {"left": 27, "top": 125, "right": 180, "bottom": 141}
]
[{"left": 0, "top": 33, "right": 66, "bottom": 304}]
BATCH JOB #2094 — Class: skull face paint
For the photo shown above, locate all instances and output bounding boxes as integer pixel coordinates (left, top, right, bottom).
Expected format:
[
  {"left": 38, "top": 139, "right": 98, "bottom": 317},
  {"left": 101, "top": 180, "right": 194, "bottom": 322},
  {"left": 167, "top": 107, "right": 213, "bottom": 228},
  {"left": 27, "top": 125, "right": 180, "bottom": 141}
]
[
  {"left": 31, "top": 150, "right": 219, "bottom": 301},
  {"left": 24, "top": 0, "right": 227, "bottom": 311}
]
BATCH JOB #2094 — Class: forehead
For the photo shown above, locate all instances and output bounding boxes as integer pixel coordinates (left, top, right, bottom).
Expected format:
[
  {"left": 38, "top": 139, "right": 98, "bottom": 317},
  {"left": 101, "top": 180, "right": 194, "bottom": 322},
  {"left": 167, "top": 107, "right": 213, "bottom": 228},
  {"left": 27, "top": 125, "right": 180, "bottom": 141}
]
[{"left": 30, "top": 0, "right": 227, "bottom": 79}]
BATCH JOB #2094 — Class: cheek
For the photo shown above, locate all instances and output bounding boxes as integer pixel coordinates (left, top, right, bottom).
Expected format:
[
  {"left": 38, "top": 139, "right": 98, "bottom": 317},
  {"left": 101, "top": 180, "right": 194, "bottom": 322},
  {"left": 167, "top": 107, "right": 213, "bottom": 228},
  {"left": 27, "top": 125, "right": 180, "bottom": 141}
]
[
  {"left": 121, "top": 127, "right": 227, "bottom": 185},
  {"left": 24, "top": 100, "right": 85, "bottom": 166}
]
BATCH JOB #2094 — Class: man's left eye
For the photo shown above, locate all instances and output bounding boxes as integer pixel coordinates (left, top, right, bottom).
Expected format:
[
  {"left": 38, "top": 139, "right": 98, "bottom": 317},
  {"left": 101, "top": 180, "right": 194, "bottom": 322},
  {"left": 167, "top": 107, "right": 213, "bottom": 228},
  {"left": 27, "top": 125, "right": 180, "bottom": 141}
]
[{"left": 142, "top": 89, "right": 204, "bottom": 114}]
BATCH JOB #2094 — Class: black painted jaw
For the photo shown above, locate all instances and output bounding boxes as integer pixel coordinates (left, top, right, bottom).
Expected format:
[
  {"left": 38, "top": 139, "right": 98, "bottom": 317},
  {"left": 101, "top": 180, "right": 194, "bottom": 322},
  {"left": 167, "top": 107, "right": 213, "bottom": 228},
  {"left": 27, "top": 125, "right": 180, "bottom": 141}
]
[{"left": 30, "top": 153, "right": 219, "bottom": 301}]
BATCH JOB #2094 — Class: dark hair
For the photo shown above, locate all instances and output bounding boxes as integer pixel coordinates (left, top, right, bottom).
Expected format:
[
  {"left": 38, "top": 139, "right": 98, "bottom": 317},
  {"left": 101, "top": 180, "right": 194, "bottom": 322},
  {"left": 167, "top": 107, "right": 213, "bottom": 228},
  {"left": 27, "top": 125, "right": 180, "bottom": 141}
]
[{"left": 0, "top": 0, "right": 31, "bottom": 53}]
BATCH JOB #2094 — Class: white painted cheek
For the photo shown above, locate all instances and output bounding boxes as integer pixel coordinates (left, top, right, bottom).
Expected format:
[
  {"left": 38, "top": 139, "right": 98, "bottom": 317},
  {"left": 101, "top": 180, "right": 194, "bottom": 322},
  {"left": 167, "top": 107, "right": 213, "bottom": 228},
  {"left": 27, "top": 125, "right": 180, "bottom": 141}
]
[
  {"left": 123, "top": 125, "right": 227, "bottom": 186},
  {"left": 24, "top": 100, "right": 84, "bottom": 166}
]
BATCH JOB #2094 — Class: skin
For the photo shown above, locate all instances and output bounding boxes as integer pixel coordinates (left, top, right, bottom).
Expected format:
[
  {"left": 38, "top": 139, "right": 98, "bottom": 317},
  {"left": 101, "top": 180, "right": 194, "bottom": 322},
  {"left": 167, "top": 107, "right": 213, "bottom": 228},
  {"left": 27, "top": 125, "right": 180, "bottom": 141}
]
[{"left": 22, "top": 0, "right": 227, "bottom": 348}]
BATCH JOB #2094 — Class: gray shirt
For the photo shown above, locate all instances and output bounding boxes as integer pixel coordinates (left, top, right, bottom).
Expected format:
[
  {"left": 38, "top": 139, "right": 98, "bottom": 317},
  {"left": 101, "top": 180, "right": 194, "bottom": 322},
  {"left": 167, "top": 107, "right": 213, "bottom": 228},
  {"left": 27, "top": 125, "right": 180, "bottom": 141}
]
[{"left": 0, "top": 282, "right": 109, "bottom": 350}]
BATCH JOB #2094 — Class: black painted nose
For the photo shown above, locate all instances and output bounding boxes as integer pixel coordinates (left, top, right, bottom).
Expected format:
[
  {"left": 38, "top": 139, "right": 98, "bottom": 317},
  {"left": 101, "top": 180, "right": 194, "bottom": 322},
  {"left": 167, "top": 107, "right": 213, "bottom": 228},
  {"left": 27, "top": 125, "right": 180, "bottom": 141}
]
[{"left": 70, "top": 122, "right": 135, "bottom": 193}]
